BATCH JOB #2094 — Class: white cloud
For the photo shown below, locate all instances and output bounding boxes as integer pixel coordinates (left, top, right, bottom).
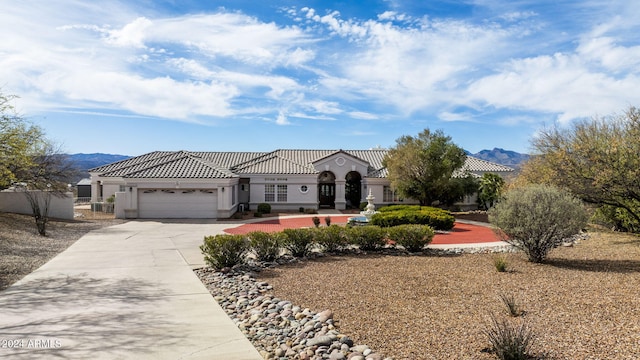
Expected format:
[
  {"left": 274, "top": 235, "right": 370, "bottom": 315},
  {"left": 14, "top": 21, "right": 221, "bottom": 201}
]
[
  {"left": 276, "top": 110, "right": 290, "bottom": 125},
  {"left": 348, "top": 111, "right": 378, "bottom": 120},
  {"left": 2, "top": 0, "right": 640, "bottom": 132},
  {"left": 466, "top": 52, "right": 640, "bottom": 123},
  {"left": 438, "top": 111, "right": 474, "bottom": 122},
  {"left": 106, "top": 17, "right": 153, "bottom": 48},
  {"left": 577, "top": 36, "right": 640, "bottom": 73},
  {"left": 305, "top": 9, "right": 512, "bottom": 114}
]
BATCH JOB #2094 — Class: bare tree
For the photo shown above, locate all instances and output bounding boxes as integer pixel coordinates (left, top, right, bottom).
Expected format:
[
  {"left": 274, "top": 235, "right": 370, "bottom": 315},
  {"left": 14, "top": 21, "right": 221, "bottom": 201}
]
[{"left": 16, "top": 144, "right": 79, "bottom": 236}]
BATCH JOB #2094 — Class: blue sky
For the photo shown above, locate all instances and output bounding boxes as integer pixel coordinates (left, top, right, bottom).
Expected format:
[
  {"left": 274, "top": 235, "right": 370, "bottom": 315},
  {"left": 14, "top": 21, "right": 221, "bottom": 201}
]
[{"left": 2, "top": 1, "right": 639, "bottom": 156}]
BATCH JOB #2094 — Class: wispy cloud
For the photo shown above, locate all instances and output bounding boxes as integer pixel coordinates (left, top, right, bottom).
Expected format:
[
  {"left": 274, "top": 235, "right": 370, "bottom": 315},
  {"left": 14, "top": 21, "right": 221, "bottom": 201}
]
[{"left": 2, "top": 0, "right": 640, "bottom": 134}]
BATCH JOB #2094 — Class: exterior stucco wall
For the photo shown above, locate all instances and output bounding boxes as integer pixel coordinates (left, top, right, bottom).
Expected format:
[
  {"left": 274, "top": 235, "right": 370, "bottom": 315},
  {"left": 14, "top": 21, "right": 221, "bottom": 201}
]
[
  {"left": 247, "top": 175, "right": 319, "bottom": 211},
  {"left": 0, "top": 190, "right": 74, "bottom": 220}
]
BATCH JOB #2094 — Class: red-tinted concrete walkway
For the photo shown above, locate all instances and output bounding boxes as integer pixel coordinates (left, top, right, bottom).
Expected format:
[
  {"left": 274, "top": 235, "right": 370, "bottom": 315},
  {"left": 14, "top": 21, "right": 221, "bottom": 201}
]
[{"left": 224, "top": 216, "right": 501, "bottom": 245}]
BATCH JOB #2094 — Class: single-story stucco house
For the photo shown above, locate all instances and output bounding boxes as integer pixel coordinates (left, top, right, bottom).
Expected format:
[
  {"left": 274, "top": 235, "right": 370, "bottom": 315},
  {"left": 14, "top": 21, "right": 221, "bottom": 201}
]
[{"left": 89, "top": 149, "right": 513, "bottom": 219}]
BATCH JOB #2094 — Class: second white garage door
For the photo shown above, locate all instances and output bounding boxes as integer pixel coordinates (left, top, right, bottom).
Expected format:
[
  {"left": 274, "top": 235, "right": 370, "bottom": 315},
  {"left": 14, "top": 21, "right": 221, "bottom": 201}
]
[{"left": 138, "top": 189, "right": 218, "bottom": 219}]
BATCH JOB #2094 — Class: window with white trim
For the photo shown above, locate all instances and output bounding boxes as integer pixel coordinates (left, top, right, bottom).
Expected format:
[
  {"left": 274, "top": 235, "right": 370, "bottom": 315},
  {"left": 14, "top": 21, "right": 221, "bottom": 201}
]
[
  {"left": 383, "top": 186, "right": 400, "bottom": 202},
  {"left": 265, "top": 184, "right": 275, "bottom": 202},
  {"left": 277, "top": 184, "right": 287, "bottom": 202}
]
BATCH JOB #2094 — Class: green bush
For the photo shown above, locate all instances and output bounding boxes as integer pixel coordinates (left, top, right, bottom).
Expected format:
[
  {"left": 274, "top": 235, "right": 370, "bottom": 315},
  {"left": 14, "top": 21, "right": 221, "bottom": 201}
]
[
  {"left": 387, "top": 224, "right": 435, "bottom": 252},
  {"left": 254, "top": 211, "right": 263, "bottom": 218},
  {"left": 200, "top": 234, "right": 249, "bottom": 269},
  {"left": 370, "top": 206, "right": 455, "bottom": 230},
  {"left": 593, "top": 203, "right": 640, "bottom": 233},
  {"left": 347, "top": 225, "right": 386, "bottom": 251},
  {"left": 247, "top": 231, "right": 281, "bottom": 262},
  {"left": 488, "top": 184, "right": 588, "bottom": 263},
  {"left": 282, "top": 228, "right": 315, "bottom": 257},
  {"left": 313, "top": 225, "right": 348, "bottom": 252},
  {"left": 257, "top": 203, "right": 271, "bottom": 214},
  {"left": 493, "top": 255, "right": 508, "bottom": 273}
]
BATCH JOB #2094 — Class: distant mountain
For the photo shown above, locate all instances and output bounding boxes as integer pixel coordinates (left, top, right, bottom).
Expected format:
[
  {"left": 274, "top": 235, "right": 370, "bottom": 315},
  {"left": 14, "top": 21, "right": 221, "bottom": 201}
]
[
  {"left": 468, "top": 148, "right": 530, "bottom": 169},
  {"left": 67, "top": 153, "right": 131, "bottom": 183}
]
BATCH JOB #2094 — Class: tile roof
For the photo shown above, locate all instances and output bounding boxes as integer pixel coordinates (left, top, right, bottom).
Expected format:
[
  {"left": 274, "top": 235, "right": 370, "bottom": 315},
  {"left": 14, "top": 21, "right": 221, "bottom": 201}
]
[
  {"left": 90, "top": 149, "right": 512, "bottom": 179},
  {"left": 461, "top": 156, "right": 514, "bottom": 173},
  {"left": 95, "top": 151, "right": 237, "bottom": 179}
]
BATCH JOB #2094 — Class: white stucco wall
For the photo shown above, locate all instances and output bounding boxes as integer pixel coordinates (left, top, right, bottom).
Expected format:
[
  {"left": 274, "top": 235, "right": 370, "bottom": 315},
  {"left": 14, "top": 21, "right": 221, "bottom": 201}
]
[
  {"left": 248, "top": 175, "right": 319, "bottom": 211},
  {"left": 0, "top": 190, "right": 74, "bottom": 220}
]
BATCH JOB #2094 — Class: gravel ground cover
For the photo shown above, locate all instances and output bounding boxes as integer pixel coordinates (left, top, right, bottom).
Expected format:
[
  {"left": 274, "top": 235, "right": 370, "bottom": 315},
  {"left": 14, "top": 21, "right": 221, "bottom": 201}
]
[
  {"left": 256, "top": 231, "right": 640, "bottom": 359},
  {"left": 0, "top": 210, "right": 124, "bottom": 291}
]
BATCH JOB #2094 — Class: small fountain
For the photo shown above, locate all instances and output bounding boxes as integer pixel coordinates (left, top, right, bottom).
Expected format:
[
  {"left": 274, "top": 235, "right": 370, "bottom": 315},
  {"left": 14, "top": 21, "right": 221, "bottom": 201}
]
[{"left": 348, "top": 189, "right": 378, "bottom": 226}]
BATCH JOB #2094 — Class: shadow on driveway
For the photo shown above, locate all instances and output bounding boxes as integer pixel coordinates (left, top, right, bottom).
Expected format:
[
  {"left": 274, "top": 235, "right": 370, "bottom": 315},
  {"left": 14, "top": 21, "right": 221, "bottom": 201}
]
[{"left": 0, "top": 273, "right": 183, "bottom": 359}]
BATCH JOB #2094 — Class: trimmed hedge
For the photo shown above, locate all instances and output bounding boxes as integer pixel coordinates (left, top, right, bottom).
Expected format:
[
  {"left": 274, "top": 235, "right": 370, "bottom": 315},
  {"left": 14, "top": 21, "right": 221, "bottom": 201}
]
[
  {"left": 313, "top": 225, "right": 348, "bottom": 252},
  {"left": 347, "top": 225, "right": 386, "bottom": 251},
  {"left": 387, "top": 224, "right": 435, "bottom": 252},
  {"left": 282, "top": 228, "right": 315, "bottom": 257},
  {"left": 200, "top": 234, "right": 249, "bottom": 269},
  {"left": 371, "top": 205, "right": 455, "bottom": 230},
  {"left": 247, "top": 231, "right": 282, "bottom": 262}
]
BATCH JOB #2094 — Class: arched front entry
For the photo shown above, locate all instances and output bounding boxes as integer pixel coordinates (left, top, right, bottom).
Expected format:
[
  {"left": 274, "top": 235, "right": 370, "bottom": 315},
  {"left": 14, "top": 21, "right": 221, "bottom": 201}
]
[
  {"left": 318, "top": 171, "right": 336, "bottom": 208},
  {"left": 345, "top": 171, "right": 361, "bottom": 209}
]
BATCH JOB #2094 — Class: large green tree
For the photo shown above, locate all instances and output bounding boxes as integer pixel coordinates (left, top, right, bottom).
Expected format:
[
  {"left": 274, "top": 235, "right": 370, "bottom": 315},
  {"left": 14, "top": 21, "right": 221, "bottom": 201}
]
[
  {"left": 523, "top": 106, "right": 640, "bottom": 232},
  {"left": 0, "top": 93, "right": 44, "bottom": 189},
  {"left": 383, "top": 129, "right": 469, "bottom": 206}
]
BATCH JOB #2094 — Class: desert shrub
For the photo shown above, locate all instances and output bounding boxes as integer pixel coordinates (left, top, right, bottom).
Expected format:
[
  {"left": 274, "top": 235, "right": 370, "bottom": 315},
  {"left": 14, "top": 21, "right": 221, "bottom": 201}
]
[
  {"left": 282, "top": 228, "right": 315, "bottom": 257},
  {"left": 370, "top": 206, "right": 455, "bottom": 230},
  {"left": 257, "top": 203, "right": 271, "bottom": 214},
  {"left": 387, "top": 224, "right": 435, "bottom": 252},
  {"left": 493, "top": 255, "right": 508, "bottom": 272},
  {"left": 200, "top": 234, "right": 249, "bottom": 269},
  {"left": 499, "top": 292, "right": 523, "bottom": 317},
  {"left": 483, "top": 315, "right": 535, "bottom": 360},
  {"left": 313, "top": 225, "right": 348, "bottom": 252},
  {"left": 488, "top": 184, "right": 588, "bottom": 263},
  {"left": 247, "top": 231, "right": 281, "bottom": 262},
  {"left": 312, "top": 216, "right": 321, "bottom": 227},
  {"left": 347, "top": 225, "right": 386, "bottom": 251}
]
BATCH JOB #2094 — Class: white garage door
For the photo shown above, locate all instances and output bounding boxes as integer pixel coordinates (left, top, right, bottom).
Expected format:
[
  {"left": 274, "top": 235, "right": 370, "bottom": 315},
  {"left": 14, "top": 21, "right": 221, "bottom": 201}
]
[{"left": 138, "top": 189, "right": 217, "bottom": 218}]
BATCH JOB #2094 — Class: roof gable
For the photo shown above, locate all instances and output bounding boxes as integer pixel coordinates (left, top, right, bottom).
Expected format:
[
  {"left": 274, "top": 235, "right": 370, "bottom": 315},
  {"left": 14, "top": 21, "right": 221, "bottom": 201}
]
[{"left": 312, "top": 150, "right": 369, "bottom": 167}]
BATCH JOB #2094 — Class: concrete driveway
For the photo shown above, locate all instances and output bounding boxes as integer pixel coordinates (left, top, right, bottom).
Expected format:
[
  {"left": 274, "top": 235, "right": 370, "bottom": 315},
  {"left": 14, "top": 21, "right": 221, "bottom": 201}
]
[{"left": 0, "top": 220, "right": 262, "bottom": 360}]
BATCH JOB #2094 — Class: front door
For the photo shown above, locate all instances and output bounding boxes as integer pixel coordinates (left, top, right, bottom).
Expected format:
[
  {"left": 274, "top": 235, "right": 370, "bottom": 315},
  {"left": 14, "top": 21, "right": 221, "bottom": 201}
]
[{"left": 318, "top": 183, "right": 335, "bottom": 208}]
